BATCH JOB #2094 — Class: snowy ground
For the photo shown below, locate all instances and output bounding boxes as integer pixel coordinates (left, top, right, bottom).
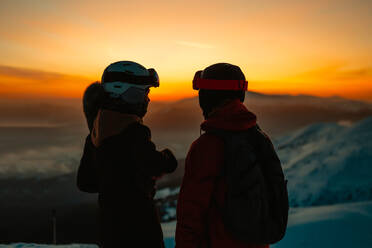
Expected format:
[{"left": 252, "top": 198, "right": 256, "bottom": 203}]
[
  {"left": 0, "top": 244, "right": 97, "bottom": 248},
  {"left": 162, "top": 201, "right": 372, "bottom": 248},
  {"left": 3, "top": 200, "right": 372, "bottom": 248}
]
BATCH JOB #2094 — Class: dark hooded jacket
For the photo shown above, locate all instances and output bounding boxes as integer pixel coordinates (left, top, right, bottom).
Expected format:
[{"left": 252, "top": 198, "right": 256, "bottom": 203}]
[
  {"left": 176, "top": 99, "right": 272, "bottom": 248},
  {"left": 77, "top": 108, "right": 177, "bottom": 248}
]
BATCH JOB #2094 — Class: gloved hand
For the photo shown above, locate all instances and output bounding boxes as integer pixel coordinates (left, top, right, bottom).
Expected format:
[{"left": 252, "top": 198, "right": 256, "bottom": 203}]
[{"left": 161, "top": 148, "right": 178, "bottom": 173}]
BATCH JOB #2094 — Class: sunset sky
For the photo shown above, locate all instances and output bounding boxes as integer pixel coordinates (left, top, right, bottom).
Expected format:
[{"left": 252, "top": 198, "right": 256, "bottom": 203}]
[{"left": 0, "top": 0, "right": 371, "bottom": 101}]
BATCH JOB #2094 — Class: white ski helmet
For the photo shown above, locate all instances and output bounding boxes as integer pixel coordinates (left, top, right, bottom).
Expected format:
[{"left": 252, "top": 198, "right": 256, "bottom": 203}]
[{"left": 101, "top": 61, "right": 159, "bottom": 104}]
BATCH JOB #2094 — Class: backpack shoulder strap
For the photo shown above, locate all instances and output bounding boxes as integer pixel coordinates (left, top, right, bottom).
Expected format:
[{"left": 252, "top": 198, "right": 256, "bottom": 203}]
[
  {"left": 205, "top": 129, "right": 238, "bottom": 177},
  {"left": 205, "top": 126, "right": 263, "bottom": 215},
  {"left": 206, "top": 126, "right": 262, "bottom": 178},
  {"left": 207, "top": 126, "right": 262, "bottom": 154}
]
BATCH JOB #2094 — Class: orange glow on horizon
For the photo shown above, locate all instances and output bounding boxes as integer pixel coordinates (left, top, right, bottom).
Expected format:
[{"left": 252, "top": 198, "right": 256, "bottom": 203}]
[
  {"left": 0, "top": 0, "right": 371, "bottom": 102},
  {"left": 1, "top": 71, "right": 371, "bottom": 102}
]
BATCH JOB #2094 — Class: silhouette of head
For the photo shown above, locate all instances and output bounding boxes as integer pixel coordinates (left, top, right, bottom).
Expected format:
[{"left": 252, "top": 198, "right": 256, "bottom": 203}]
[
  {"left": 196, "top": 63, "right": 246, "bottom": 119},
  {"left": 83, "top": 82, "right": 105, "bottom": 131}
]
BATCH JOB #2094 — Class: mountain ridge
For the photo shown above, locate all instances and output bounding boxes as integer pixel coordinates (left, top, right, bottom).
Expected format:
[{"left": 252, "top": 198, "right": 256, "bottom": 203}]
[{"left": 277, "top": 116, "right": 372, "bottom": 207}]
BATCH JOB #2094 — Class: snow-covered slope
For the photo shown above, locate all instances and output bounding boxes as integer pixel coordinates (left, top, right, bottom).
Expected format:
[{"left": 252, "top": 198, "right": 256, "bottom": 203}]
[
  {"left": 0, "top": 244, "right": 97, "bottom": 248},
  {"left": 273, "top": 201, "right": 372, "bottom": 248},
  {"left": 276, "top": 117, "right": 372, "bottom": 207},
  {"left": 156, "top": 116, "right": 372, "bottom": 221},
  {"left": 162, "top": 200, "right": 372, "bottom": 248},
  {"left": 6, "top": 201, "right": 370, "bottom": 248}
]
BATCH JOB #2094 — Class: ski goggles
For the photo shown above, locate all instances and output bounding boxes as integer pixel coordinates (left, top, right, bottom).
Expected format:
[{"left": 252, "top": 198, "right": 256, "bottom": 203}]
[
  {"left": 192, "top": 70, "right": 248, "bottom": 91},
  {"left": 103, "top": 68, "right": 159, "bottom": 88},
  {"left": 103, "top": 81, "right": 151, "bottom": 95}
]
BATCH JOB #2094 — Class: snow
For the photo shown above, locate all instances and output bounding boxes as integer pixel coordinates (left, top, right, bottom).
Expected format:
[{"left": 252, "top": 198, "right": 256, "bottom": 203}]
[
  {"left": 276, "top": 117, "right": 372, "bottom": 207},
  {"left": 162, "top": 201, "right": 372, "bottom": 248},
  {"left": 162, "top": 221, "right": 177, "bottom": 239},
  {"left": 162, "top": 206, "right": 177, "bottom": 222},
  {"left": 0, "top": 244, "right": 97, "bottom": 248},
  {"left": 4, "top": 199, "right": 372, "bottom": 248},
  {"left": 154, "top": 187, "right": 179, "bottom": 200},
  {"left": 273, "top": 201, "right": 372, "bottom": 248}
]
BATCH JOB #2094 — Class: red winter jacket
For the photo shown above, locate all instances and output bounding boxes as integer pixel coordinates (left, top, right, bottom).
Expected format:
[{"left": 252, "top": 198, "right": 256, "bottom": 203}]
[{"left": 176, "top": 100, "right": 269, "bottom": 248}]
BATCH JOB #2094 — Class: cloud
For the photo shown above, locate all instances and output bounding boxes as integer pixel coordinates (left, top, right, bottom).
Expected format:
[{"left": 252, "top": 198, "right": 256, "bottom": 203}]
[
  {"left": 0, "top": 124, "right": 86, "bottom": 179},
  {"left": 295, "top": 65, "right": 372, "bottom": 81},
  {"left": 0, "top": 65, "right": 67, "bottom": 81},
  {"left": 0, "top": 98, "right": 85, "bottom": 127},
  {"left": 331, "top": 68, "right": 372, "bottom": 80},
  {"left": 0, "top": 65, "right": 92, "bottom": 98},
  {"left": 176, "top": 40, "right": 215, "bottom": 49},
  {"left": 0, "top": 144, "right": 82, "bottom": 179}
]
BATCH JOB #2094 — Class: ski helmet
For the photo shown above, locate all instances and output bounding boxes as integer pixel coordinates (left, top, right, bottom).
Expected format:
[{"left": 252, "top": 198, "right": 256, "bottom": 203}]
[
  {"left": 100, "top": 61, "right": 159, "bottom": 117},
  {"left": 101, "top": 61, "right": 159, "bottom": 104},
  {"left": 193, "top": 63, "right": 247, "bottom": 119},
  {"left": 193, "top": 63, "right": 247, "bottom": 91}
]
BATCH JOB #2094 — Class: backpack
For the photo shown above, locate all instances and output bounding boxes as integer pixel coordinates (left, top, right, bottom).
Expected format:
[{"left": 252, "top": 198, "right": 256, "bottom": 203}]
[{"left": 209, "top": 125, "right": 289, "bottom": 244}]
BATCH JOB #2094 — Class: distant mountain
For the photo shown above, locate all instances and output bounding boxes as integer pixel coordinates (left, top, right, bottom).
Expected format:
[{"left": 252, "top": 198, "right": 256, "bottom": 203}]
[
  {"left": 146, "top": 92, "right": 372, "bottom": 157},
  {"left": 277, "top": 117, "right": 372, "bottom": 207},
  {"left": 147, "top": 91, "right": 372, "bottom": 136},
  {"left": 1, "top": 93, "right": 371, "bottom": 160}
]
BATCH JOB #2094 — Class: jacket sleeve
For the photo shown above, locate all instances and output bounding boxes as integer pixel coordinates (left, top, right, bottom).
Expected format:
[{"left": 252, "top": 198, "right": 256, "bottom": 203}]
[
  {"left": 131, "top": 124, "right": 178, "bottom": 177},
  {"left": 175, "top": 134, "right": 224, "bottom": 248},
  {"left": 76, "top": 135, "right": 99, "bottom": 193}
]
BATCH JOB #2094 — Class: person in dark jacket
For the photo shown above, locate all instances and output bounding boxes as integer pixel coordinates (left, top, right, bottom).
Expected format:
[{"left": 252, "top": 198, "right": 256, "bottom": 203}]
[
  {"left": 77, "top": 61, "right": 178, "bottom": 248},
  {"left": 176, "top": 63, "right": 282, "bottom": 248}
]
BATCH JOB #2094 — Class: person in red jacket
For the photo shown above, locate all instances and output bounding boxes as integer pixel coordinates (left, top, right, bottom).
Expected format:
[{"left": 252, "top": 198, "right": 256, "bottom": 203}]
[{"left": 176, "top": 63, "right": 274, "bottom": 248}]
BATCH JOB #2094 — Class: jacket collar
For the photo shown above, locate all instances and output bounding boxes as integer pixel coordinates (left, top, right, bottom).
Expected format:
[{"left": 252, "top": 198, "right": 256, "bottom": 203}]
[
  {"left": 91, "top": 108, "right": 142, "bottom": 147},
  {"left": 201, "top": 99, "right": 257, "bottom": 132}
]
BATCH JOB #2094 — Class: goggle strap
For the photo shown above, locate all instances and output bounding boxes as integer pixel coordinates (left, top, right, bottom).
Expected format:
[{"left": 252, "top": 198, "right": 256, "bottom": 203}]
[{"left": 103, "top": 70, "right": 159, "bottom": 87}]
